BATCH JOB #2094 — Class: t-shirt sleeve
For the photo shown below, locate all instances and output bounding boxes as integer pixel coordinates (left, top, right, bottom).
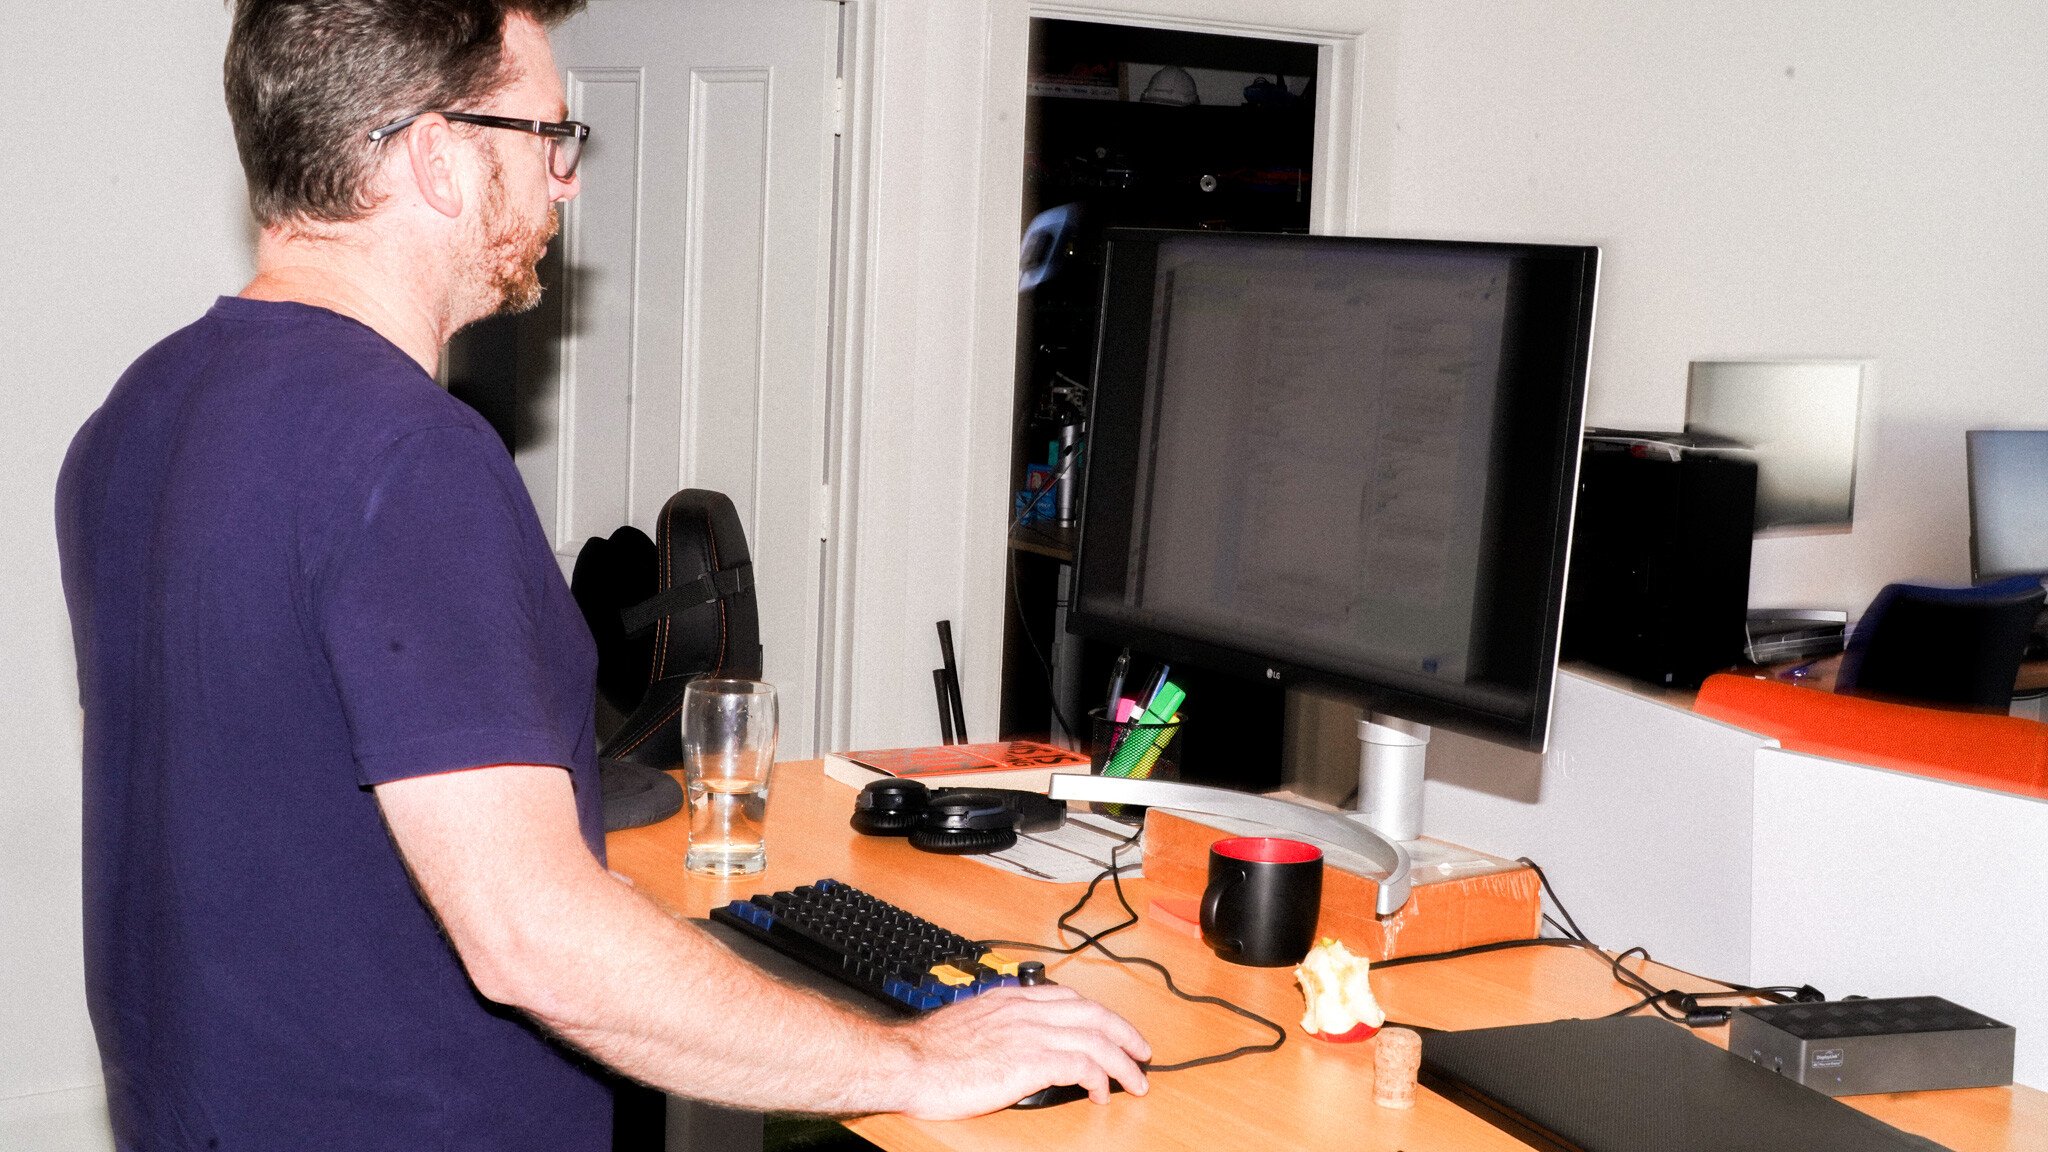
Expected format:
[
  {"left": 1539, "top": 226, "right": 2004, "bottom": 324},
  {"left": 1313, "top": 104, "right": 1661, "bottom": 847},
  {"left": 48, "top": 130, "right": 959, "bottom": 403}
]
[{"left": 313, "top": 424, "right": 583, "bottom": 787}]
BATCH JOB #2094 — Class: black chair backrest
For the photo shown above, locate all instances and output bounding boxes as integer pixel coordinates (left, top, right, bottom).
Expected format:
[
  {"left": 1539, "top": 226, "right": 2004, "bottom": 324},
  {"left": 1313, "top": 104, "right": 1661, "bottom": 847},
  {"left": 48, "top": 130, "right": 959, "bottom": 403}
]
[
  {"left": 571, "top": 489, "right": 762, "bottom": 768},
  {"left": 1837, "top": 576, "right": 2044, "bottom": 712}
]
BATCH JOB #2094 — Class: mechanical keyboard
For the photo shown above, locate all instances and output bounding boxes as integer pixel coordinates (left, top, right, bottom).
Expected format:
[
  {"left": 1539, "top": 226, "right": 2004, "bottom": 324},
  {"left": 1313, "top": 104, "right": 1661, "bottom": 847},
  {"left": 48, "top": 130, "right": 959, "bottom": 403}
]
[{"left": 709, "top": 878, "right": 1043, "bottom": 1015}]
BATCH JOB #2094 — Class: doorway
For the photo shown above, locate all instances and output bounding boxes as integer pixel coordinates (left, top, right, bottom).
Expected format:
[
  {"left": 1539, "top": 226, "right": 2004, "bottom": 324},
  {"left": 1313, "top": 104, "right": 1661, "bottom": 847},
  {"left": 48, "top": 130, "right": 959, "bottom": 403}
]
[{"left": 1000, "top": 18, "right": 1321, "bottom": 789}]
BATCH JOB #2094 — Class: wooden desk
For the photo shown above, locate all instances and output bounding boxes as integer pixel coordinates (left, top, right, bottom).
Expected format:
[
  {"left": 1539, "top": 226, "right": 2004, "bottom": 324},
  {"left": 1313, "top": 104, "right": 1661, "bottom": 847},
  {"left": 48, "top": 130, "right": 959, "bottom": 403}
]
[{"left": 608, "top": 763, "right": 2048, "bottom": 1152}]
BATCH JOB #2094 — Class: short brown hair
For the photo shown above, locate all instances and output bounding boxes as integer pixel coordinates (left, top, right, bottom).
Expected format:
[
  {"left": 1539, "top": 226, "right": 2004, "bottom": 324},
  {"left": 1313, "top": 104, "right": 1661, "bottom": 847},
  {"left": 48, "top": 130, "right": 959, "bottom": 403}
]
[{"left": 225, "top": 0, "right": 585, "bottom": 228}]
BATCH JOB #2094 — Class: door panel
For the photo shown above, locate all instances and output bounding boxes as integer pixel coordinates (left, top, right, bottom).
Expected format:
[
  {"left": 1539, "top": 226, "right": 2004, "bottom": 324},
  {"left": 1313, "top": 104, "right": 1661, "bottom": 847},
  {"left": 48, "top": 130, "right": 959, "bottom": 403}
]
[{"left": 457, "top": 0, "right": 840, "bottom": 757}]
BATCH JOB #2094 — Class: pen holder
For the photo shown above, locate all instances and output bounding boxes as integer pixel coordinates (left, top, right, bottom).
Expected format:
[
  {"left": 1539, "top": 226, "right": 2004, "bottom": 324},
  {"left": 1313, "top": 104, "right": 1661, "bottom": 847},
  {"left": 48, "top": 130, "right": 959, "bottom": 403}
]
[{"left": 1088, "top": 707, "right": 1185, "bottom": 822}]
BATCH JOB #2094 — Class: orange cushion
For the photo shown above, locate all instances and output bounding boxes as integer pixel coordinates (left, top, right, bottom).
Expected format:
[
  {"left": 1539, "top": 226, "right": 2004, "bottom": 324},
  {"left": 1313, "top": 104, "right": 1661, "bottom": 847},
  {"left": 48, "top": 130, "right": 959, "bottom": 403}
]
[{"left": 1694, "top": 673, "right": 2048, "bottom": 799}]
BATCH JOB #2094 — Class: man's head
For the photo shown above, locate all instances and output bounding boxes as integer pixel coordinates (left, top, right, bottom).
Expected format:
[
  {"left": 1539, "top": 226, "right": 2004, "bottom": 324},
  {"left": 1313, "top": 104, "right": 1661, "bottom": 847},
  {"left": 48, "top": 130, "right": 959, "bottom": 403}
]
[{"left": 226, "top": 0, "right": 584, "bottom": 229}]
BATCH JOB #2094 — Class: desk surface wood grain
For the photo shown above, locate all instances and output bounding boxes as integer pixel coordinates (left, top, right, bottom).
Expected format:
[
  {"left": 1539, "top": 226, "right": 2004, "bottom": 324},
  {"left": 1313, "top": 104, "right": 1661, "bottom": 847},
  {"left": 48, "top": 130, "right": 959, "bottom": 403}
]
[{"left": 608, "top": 762, "right": 2048, "bottom": 1152}]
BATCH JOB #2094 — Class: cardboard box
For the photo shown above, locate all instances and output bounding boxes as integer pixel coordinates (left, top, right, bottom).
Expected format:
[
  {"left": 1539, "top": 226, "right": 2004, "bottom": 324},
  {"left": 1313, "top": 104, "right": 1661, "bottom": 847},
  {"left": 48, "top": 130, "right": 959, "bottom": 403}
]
[{"left": 1140, "top": 806, "right": 1541, "bottom": 960}]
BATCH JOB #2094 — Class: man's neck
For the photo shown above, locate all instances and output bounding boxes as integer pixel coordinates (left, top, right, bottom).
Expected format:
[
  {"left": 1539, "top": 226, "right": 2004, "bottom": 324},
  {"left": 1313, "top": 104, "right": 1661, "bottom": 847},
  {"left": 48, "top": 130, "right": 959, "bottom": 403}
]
[{"left": 241, "top": 228, "right": 454, "bottom": 374}]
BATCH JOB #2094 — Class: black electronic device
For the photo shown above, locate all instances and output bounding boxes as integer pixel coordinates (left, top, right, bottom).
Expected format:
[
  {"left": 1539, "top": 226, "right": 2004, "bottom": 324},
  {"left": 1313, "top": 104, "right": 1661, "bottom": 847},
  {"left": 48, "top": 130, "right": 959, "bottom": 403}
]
[
  {"left": 709, "top": 879, "right": 1020, "bottom": 1013},
  {"left": 1730, "top": 996, "right": 2015, "bottom": 1097},
  {"left": 703, "top": 882, "right": 1103, "bottom": 1110},
  {"left": 1562, "top": 433, "right": 1759, "bottom": 688},
  {"left": 1744, "top": 609, "right": 1848, "bottom": 666},
  {"left": 1966, "top": 429, "right": 2048, "bottom": 583},
  {"left": 1071, "top": 229, "right": 1597, "bottom": 754},
  {"left": 849, "top": 778, "right": 1066, "bottom": 853},
  {"left": 1420, "top": 1016, "right": 1954, "bottom": 1152}
]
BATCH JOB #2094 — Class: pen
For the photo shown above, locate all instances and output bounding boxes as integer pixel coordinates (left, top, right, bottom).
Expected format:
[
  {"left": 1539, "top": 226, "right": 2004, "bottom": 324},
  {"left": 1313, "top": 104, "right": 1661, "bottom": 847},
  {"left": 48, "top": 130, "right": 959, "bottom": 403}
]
[
  {"left": 1105, "top": 648, "right": 1131, "bottom": 718},
  {"left": 1139, "top": 664, "right": 1170, "bottom": 712}
]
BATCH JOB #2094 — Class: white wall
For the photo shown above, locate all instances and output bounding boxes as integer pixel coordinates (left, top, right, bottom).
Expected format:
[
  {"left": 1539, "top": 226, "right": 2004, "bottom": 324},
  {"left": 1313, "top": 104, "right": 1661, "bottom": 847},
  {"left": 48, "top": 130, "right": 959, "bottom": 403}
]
[
  {"left": 1370, "top": 2, "right": 2048, "bottom": 613},
  {"left": 1425, "top": 672, "right": 1773, "bottom": 981},
  {"left": 2, "top": 0, "right": 250, "bottom": 1135},
  {"left": 1751, "top": 749, "right": 2048, "bottom": 1089}
]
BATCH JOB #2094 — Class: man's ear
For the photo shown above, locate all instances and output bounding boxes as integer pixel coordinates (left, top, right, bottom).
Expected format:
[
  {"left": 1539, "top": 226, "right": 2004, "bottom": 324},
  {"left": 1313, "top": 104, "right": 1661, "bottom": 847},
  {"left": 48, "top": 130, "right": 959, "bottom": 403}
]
[{"left": 401, "top": 114, "right": 467, "bottom": 219}]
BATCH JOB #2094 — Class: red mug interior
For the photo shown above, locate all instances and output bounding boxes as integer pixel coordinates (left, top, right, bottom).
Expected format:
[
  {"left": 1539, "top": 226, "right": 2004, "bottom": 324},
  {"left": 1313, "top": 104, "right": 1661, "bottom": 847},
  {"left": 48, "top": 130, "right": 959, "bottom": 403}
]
[{"left": 1212, "top": 836, "right": 1321, "bottom": 864}]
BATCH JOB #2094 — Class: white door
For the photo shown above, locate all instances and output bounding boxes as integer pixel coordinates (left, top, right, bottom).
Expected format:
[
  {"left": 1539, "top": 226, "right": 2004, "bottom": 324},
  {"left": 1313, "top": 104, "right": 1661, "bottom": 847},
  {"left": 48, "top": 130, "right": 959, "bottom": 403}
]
[{"left": 458, "top": 0, "right": 843, "bottom": 757}]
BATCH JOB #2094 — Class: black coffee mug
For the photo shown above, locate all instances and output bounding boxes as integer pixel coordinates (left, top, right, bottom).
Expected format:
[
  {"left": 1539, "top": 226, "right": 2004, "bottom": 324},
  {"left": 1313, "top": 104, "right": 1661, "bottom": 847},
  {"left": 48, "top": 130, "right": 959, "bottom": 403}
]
[{"left": 1200, "top": 837, "right": 1324, "bottom": 967}]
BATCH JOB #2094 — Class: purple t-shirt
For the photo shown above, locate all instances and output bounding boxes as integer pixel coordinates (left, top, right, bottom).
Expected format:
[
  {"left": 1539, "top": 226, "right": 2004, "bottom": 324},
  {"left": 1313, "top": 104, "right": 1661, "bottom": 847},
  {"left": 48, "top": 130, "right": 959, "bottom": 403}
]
[{"left": 56, "top": 298, "right": 612, "bottom": 1150}]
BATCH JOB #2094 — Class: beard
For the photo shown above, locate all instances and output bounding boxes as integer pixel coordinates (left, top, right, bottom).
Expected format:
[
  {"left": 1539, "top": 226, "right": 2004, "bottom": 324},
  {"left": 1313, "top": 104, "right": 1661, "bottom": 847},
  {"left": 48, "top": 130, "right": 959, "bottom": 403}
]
[{"left": 466, "top": 154, "right": 559, "bottom": 318}]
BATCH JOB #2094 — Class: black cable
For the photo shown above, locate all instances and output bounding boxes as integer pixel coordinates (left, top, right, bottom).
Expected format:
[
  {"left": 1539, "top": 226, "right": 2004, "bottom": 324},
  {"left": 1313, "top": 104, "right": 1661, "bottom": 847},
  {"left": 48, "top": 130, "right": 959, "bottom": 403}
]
[
  {"left": 1517, "top": 857, "right": 1591, "bottom": 944},
  {"left": 978, "top": 830, "right": 1289, "bottom": 1073},
  {"left": 1375, "top": 860, "right": 1825, "bottom": 1027},
  {"left": 1515, "top": 858, "right": 1820, "bottom": 1015},
  {"left": 1372, "top": 934, "right": 1606, "bottom": 970}
]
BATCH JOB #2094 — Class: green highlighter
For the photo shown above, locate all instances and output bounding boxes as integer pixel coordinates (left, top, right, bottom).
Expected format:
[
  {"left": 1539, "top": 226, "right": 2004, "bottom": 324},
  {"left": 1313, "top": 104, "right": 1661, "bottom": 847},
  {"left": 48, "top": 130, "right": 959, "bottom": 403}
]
[{"left": 1104, "top": 681, "right": 1185, "bottom": 777}]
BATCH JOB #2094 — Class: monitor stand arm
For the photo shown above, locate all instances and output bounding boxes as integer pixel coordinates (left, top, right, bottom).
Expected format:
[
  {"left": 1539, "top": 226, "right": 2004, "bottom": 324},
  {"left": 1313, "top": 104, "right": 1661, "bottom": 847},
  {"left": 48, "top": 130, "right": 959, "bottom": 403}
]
[
  {"left": 1046, "top": 775, "right": 1414, "bottom": 915},
  {"left": 1355, "top": 713, "right": 1431, "bottom": 843}
]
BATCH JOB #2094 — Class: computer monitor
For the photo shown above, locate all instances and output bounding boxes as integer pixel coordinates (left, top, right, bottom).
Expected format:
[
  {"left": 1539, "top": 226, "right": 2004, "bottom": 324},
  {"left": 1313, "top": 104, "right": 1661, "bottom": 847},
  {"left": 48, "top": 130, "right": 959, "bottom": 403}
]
[
  {"left": 1069, "top": 230, "right": 1597, "bottom": 831},
  {"left": 1966, "top": 429, "right": 2048, "bottom": 583}
]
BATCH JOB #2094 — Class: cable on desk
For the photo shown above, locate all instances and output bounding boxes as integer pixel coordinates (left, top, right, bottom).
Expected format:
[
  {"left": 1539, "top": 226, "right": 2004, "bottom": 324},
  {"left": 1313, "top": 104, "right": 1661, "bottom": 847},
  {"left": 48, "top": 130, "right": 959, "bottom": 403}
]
[
  {"left": 977, "top": 829, "right": 1289, "bottom": 1073},
  {"left": 1369, "top": 857, "right": 1828, "bottom": 1029}
]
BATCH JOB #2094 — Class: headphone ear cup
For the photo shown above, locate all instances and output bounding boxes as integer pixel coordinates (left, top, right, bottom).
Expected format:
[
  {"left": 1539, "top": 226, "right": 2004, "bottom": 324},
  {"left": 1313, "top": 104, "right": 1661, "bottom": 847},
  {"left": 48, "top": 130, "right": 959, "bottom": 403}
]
[
  {"left": 908, "top": 796, "right": 1019, "bottom": 855},
  {"left": 850, "top": 806, "right": 920, "bottom": 836},
  {"left": 851, "top": 778, "right": 930, "bottom": 837},
  {"left": 908, "top": 824, "right": 1018, "bottom": 855}
]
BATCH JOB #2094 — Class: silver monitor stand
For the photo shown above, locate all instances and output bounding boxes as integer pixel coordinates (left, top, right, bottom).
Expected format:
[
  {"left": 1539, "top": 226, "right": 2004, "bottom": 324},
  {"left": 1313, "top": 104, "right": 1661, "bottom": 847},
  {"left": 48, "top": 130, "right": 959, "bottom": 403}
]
[{"left": 1355, "top": 712, "right": 1430, "bottom": 843}]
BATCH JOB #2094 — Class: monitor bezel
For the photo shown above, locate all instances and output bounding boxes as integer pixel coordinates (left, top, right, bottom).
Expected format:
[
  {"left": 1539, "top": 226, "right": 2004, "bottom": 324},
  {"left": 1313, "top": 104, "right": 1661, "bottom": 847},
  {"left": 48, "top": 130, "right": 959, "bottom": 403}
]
[{"left": 1067, "top": 229, "right": 1599, "bottom": 751}]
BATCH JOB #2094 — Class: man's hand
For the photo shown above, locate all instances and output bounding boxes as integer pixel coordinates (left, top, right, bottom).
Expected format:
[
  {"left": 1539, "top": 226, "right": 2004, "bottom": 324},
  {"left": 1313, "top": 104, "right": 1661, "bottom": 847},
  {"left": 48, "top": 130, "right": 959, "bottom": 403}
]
[{"left": 893, "top": 985, "right": 1150, "bottom": 1119}]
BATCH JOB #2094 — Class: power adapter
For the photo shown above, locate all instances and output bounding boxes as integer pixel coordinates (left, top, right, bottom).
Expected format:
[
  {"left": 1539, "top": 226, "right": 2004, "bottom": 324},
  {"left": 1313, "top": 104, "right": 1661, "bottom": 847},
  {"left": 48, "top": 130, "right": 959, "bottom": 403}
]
[{"left": 1730, "top": 996, "right": 2014, "bottom": 1096}]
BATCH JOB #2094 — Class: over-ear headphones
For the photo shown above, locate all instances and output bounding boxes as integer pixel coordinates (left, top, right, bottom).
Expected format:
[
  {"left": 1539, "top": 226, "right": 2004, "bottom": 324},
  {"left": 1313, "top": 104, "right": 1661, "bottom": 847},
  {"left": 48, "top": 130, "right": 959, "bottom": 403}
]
[
  {"left": 849, "top": 778, "right": 929, "bottom": 836},
  {"left": 850, "top": 778, "right": 1065, "bottom": 855}
]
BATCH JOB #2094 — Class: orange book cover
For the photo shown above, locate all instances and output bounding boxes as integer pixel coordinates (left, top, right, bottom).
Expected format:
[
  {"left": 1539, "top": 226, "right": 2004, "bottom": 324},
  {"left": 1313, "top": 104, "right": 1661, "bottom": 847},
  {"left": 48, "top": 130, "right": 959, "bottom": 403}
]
[{"left": 822, "top": 740, "right": 1090, "bottom": 792}]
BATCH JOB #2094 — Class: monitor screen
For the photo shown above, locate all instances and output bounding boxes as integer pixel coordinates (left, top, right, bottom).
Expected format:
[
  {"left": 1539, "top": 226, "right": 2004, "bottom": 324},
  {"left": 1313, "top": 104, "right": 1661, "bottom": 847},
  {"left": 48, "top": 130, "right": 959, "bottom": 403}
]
[
  {"left": 1070, "top": 231, "right": 1597, "bottom": 750},
  {"left": 1967, "top": 429, "right": 2048, "bottom": 582}
]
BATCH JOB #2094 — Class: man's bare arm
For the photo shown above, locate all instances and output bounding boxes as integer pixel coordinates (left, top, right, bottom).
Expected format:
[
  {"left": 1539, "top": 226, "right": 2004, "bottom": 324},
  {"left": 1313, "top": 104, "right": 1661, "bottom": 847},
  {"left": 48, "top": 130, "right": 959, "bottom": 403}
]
[{"left": 374, "top": 765, "right": 1149, "bottom": 1118}]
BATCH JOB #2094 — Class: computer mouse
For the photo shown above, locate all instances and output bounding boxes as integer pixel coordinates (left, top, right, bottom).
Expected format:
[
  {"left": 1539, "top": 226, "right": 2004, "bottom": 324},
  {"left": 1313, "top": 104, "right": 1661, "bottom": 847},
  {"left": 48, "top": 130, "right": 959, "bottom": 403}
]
[{"left": 1010, "top": 1081, "right": 1125, "bottom": 1109}]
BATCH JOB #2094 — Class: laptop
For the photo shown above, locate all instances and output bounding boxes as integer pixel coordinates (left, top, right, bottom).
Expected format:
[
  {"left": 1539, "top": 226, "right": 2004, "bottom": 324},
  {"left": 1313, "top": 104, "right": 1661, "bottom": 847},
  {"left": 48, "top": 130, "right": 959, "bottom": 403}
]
[{"left": 1420, "top": 1017, "right": 1952, "bottom": 1152}]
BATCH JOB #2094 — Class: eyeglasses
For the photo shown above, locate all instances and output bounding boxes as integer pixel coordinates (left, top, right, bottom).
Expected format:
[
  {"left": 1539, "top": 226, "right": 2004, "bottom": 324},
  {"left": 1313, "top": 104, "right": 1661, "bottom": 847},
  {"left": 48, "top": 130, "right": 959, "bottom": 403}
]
[{"left": 367, "top": 111, "right": 590, "bottom": 181}]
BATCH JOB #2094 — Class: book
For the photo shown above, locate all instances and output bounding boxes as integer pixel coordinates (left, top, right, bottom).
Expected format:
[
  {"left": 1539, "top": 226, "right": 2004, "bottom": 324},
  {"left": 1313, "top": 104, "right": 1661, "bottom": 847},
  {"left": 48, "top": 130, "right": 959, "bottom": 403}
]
[{"left": 822, "top": 739, "right": 1092, "bottom": 792}]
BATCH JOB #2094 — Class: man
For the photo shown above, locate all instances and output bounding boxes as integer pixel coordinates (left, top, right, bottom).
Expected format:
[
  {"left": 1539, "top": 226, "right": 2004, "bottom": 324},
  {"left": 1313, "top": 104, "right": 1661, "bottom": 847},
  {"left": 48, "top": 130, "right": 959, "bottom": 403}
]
[{"left": 54, "top": 2, "right": 1148, "bottom": 1148}]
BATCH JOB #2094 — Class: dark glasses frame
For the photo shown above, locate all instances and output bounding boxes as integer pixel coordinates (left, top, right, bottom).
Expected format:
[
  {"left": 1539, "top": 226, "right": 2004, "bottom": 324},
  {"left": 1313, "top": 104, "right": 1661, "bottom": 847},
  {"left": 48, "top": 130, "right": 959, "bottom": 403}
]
[{"left": 367, "top": 111, "right": 590, "bottom": 180}]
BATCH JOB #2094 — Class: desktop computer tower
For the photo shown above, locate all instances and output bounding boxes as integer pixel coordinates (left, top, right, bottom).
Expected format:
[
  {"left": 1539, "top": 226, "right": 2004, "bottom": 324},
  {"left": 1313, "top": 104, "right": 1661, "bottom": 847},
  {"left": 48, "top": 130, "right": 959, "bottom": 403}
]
[{"left": 1562, "top": 436, "right": 1759, "bottom": 689}]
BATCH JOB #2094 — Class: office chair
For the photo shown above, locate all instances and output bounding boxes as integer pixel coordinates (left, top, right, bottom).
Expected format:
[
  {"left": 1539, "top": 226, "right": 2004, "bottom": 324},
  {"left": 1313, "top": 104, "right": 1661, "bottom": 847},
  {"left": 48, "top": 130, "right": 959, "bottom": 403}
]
[
  {"left": 1836, "top": 575, "right": 2045, "bottom": 712},
  {"left": 570, "top": 488, "right": 763, "bottom": 830}
]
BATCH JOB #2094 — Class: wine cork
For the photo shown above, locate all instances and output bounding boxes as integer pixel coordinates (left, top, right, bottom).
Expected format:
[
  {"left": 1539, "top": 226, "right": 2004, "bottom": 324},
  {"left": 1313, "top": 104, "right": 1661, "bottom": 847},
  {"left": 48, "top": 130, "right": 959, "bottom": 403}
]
[{"left": 1372, "top": 1027, "right": 1423, "bottom": 1109}]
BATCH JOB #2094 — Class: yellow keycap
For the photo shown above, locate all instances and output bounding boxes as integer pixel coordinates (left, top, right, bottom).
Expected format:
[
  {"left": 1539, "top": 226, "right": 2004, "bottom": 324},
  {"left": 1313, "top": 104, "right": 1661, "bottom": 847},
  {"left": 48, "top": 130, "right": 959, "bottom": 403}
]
[
  {"left": 929, "top": 964, "right": 975, "bottom": 987},
  {"left": 980, "top": 951, "right": 1022, "bottom": 977}
]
